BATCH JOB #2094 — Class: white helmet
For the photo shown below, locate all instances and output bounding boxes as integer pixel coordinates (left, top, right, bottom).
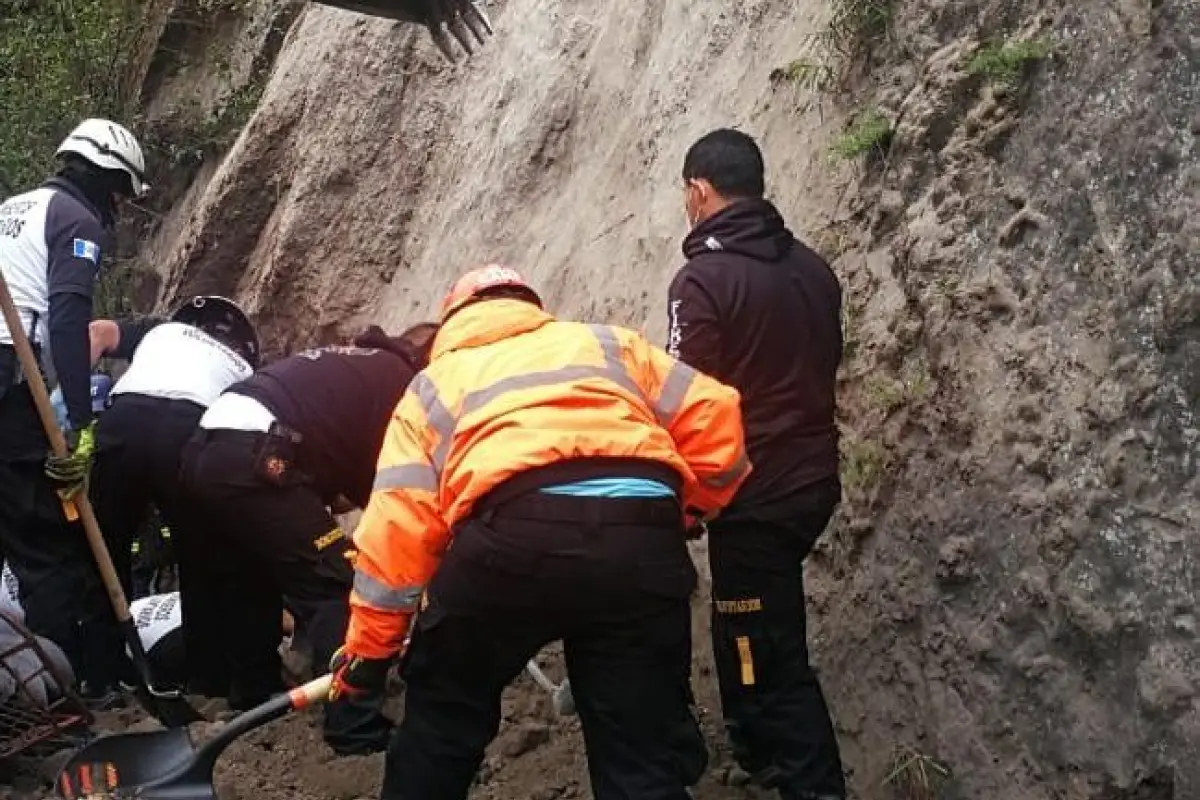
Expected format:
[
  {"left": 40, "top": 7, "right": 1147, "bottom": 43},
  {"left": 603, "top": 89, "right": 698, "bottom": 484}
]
[{"left": 55, "top": 118, "right": 150, "bottom": 198}]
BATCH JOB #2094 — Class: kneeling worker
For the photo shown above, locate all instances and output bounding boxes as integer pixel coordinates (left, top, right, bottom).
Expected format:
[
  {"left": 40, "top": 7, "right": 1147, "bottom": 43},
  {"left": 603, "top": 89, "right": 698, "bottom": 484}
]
[
  {"left": 330, "top": 266, "right": 752, "bottom": 800},
  {"left": 179, "top": 322, "right": 437, "bottom": 755}
]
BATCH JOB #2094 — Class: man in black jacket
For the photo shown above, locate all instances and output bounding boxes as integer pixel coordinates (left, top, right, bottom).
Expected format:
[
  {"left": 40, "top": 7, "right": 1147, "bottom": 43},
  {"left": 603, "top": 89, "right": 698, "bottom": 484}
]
[
  {"left": 178, "top": 322, "right": 436, "bottom": 756},
  {"left": 667, "top": 128, "right": 846, "bottom": 800}
]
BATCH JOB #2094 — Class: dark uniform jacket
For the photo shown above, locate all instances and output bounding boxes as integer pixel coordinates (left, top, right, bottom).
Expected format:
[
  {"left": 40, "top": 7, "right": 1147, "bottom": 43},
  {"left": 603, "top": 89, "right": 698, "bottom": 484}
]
[
  {"left": 228, "top": 345, "right": 421, "bottom": 508},
  {"left": 667, "top": 198, "right": 843, "bottom": 522}
]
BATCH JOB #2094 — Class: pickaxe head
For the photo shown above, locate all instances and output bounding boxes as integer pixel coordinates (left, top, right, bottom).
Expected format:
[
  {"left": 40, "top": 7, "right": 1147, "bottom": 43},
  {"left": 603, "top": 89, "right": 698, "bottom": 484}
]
[{"left": 552, "top": 678, "right": 575, "bottom": 716}]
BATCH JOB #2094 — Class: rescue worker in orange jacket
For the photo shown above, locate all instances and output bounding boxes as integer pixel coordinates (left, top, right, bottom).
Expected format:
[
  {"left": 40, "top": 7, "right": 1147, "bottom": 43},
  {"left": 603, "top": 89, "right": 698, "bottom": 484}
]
[{"left": 329, "top": 265, "right": 752, "bottom": 800}]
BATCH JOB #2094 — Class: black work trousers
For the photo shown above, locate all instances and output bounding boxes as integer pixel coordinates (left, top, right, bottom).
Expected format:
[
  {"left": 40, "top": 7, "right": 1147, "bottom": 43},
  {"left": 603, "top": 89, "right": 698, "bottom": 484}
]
[
  {"left": 707, "top": 478, "right": 845, "bottom": 800},
  {"left": 179, "top": 428, "right": 390, "bottom": 755},
  {"left": 385, "top": 491, "right": 707, "bottom": 800},
  {"left": 87, "top": 393, "right": 223, "bottom": 693},
  {"left": 0, "top": 384, "right": 99, "bottom": 684}
]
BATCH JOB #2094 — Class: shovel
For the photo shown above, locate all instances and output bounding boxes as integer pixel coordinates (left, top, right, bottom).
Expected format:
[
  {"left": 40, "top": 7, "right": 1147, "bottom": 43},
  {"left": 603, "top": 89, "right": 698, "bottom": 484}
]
[
  {"left": 0, "top": 274, "right": 202, "bottom": 728},
  {"left": 525, "top": 659, "right": 576, "bottom": 716},
  {"left": 55, "top": 674, "right": 333, "bottom": 799}
]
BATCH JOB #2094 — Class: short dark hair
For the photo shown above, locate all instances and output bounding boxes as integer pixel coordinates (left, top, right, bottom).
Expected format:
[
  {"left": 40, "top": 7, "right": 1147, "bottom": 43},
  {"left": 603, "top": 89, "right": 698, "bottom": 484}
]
[{"left": 682, "top": 128, "right": 765, "bottom": 199}]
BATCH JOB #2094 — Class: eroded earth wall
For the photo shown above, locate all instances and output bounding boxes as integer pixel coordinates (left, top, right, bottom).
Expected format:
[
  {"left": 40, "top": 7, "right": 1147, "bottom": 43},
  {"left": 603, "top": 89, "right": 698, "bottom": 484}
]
[{"left": 130, "top": 1, "right": 1198, "bottom": 797}]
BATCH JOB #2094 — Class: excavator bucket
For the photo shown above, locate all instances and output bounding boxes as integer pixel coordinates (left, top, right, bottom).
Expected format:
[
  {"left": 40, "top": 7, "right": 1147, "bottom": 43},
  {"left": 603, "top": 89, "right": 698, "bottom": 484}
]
[{"left": 313, "top": 0, "right": 493, "bottom": 62}]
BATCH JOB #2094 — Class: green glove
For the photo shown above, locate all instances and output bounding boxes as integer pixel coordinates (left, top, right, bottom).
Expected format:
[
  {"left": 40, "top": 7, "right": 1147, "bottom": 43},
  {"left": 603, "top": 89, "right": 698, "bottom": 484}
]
[{"left": 45, "top": 420, "right": 97, "bottom": 499}]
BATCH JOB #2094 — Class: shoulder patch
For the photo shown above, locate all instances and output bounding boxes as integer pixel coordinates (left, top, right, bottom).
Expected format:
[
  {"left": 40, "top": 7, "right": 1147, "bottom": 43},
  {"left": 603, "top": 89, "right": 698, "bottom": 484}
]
[{"left": 72, "top": 238, "right": 100, "bottom": 265}]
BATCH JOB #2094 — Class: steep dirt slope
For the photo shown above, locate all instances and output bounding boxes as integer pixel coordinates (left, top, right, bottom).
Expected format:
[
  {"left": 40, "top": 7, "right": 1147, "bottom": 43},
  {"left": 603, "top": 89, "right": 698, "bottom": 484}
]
[{"left": 118, "top": 0, "right": 1197, "bottom": 798}]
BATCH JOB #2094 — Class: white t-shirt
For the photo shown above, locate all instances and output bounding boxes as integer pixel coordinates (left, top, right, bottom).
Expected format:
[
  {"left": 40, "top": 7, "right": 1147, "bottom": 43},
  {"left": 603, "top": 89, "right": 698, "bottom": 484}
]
[
  {"left": 199, "top": 392, "right": 277, "bottom": 432},
  {"left": 111, "top": 322, "right": 252, "bottom": 408},
  {"left": 0, "top": 187, "right": 59, "bottom": 348}
]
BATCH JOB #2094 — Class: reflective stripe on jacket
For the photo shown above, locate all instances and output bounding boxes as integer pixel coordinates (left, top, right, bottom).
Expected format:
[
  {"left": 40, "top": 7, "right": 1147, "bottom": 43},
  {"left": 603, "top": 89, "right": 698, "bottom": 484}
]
[{"left": 345, "top": 299, "right": 751, "bottom": 657}]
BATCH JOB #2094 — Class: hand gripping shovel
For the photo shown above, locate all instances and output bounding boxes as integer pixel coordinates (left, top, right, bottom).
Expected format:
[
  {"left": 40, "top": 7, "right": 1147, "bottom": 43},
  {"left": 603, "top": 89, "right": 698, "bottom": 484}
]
[
  {"left": 55, "top": 674, "right": 333, "bottom": 799},
  {"left": 0, "top": 274, "right": 202, "bottom": 727}
]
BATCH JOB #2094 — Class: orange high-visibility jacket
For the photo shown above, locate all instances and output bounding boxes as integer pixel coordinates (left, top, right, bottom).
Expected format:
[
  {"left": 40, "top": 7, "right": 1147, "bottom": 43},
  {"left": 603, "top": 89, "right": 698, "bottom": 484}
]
[{"left": 345, "top": 299, "right": 751, "bottom": 658}]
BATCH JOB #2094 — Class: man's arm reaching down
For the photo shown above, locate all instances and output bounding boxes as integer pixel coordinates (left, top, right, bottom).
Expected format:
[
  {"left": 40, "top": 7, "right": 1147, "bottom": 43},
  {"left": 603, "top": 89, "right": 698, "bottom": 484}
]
[
  {"left": 89, "top": 315, "right": 169, "bottom": 364},
  {"left": 345, "top": 393, "right": 451, "bottom": 659}
]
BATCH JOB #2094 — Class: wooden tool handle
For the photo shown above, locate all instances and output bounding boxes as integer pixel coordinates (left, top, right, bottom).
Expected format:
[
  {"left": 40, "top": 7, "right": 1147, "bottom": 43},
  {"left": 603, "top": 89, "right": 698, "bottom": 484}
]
[{"left": 0, "top": 274, "right": 132, "bottom": 624}]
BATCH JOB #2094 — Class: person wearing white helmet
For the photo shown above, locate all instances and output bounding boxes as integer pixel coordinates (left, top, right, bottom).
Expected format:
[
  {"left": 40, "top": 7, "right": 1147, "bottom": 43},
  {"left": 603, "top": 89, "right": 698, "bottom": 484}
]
[
  {"left": 0, "top": 117, "right": 148, "bottom": 701},
  {"left": 80, "top": 294, "right": 260, "bottom": 701}
]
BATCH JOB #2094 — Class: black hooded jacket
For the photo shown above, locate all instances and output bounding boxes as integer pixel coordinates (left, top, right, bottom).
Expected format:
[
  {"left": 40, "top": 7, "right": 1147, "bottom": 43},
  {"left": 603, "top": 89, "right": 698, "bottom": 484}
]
[{"left": 667, "top": 198, "right": 843, "bottom": 522}]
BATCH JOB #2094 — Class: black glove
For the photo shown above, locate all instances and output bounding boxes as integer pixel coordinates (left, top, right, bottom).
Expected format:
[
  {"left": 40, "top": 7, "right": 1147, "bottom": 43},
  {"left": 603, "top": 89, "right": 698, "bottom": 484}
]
[
  {"left": 329, "top": 646, "right": 392, "bottom": 702},
  {"left": 44, "top": 420, "right": 97, "bottom": 500}
]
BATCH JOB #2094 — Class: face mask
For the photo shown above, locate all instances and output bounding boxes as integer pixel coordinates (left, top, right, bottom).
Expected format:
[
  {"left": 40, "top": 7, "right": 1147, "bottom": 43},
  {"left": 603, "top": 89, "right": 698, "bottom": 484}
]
[{"left": 683, "top": 182, "right": 699, "bottom": 231}]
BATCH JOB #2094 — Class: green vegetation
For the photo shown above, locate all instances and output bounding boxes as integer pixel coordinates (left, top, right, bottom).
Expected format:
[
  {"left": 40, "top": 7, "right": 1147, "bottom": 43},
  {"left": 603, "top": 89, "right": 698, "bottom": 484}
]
[
  {"left": 841, "top": 436, "right": 889, "bottom": 493},
  {"left": 818, "top": 0, "right": 894, "bottom": 58},
  {"left": 812, "top": 219, "right": 854, "bottom": 262},
  {"left": 775, "top": 59, "right": 836, "bottom": 93},
  {"left": 775, "top": 0, "right": 895, "bottom": 95},
  {"left": 864, "top": 359, "right": 930, "bottom": 414},
  {"left": 933, "top": 273, "right": 961, "bottom": 300},
  {"left": 884, "top": 747, "right": 950, "bottom": 800},
  {"left": 0, "top": 0, "right": 147, "bottom": 195},
  {"left": 152, "top": 79, "right": 265, "bottom": 168},
  {"left": 967, "top": 38, "right": 1052, "bottom": 87},
  {"left": 900, "top": 359, "right": 930, "bottom": 403},
  {"left": 831, "top": 109, "right": 893, "bottom": 159},
  {"left": 94, "top": 257, "right": 145, "bottom": 318}
]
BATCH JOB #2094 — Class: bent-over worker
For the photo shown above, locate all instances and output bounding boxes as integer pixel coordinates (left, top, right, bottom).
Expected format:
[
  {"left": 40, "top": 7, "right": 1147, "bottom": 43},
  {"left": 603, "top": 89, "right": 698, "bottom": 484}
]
[
  {"left": 330, "top": 265, "right": 752, "bottom": 800},
  {"left": 85, "top": 295, "right": 260, "bottom": 699},
  {"left": 179, "top": 322, "right": 436, "bottom": 755}
]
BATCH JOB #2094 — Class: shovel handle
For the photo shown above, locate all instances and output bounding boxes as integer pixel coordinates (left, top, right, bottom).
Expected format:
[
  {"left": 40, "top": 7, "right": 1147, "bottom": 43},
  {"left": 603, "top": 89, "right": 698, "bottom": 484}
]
[
  {"left": 194, "top": 673, "right": 335, "bottom": 769},
  {"left": 291, "top": 674, "right": 333, "bottom": 709},
  {"left": 525, "top": 660, "right": 558, "bottom": 693}
]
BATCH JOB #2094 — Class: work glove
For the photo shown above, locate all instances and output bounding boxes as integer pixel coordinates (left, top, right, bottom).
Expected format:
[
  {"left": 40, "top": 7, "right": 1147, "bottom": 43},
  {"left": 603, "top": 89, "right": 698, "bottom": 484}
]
[
  {"left": 44, "top": 420, "right": 97, "bottom": 500},
  {"left": 329, "top": 646, "right": 392, "bottom": 702}
]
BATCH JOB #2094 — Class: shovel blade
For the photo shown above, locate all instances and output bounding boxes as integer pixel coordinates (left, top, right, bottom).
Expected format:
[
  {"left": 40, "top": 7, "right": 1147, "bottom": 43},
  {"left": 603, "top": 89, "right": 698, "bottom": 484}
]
[
  {"left": 133, "top": 688, "right": 206, "bottom": 728},
  {"left": 56, "top": 727, "right": 196, "bottom": 798}
]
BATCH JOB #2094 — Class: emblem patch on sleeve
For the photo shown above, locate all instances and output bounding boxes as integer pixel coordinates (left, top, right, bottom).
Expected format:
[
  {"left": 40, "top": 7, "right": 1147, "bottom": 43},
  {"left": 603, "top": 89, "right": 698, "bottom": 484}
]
[{"left": 72, "top": 238, "right": 100, "bottom": 264}]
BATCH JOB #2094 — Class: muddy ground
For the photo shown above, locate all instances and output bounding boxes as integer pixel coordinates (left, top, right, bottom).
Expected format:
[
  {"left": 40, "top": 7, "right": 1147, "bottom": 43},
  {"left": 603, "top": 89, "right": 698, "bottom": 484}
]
[{"left": 9, "top": 592, "right": 766, "bottom": 800}]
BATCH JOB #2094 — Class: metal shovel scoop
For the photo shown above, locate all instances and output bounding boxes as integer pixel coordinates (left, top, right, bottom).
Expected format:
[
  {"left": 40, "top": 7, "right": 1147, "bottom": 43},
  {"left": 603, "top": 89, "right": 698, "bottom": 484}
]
[
  {"left": 525, "top": 660, "right": 576, "bottom": 716},
  {"left": 54, "top": 675, "right": 332, "bottom": 799}
]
